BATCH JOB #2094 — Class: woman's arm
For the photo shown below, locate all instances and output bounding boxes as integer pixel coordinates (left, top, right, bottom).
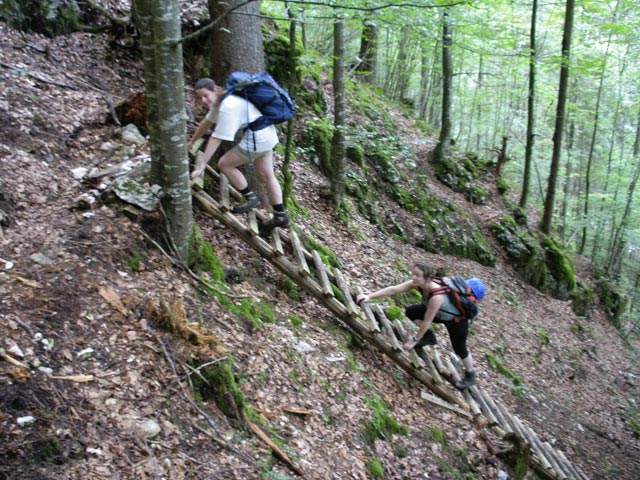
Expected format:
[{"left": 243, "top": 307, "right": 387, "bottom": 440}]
[
  {"left": 402, "top": 286, "right": 444, "bottom": 351},
  {"left": 191, "top": 136, "right": 222, "bottom": 179},
  {"left": 356, "top": 279, "right": 414, "bottom": 304},
  {"left": 187, "top": 118, "right": 214, "bottom": 153}
]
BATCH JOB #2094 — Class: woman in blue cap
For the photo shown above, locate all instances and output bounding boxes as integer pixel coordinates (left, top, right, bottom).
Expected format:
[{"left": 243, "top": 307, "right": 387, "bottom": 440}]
[{"left": 357, "top": 262, "right": 484, "bottom": 390}]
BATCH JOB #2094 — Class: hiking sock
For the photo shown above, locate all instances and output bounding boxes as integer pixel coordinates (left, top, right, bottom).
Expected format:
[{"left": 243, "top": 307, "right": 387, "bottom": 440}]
[
  {"left": 455, "top": 370, "right": 476, "bottom": 390},
  {"left": 232, "top": 188, "right": 259, "bottom": 214}
]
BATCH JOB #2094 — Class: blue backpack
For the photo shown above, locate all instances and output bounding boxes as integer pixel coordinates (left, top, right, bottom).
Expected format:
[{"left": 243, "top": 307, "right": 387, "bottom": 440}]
[{"left": 221, "top": 72, "right": 294, "bottom": 131}]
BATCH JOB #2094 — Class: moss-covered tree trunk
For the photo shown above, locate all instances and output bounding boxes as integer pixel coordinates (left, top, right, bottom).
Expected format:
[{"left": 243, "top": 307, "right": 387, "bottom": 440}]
[
  {"left": 331, "top": 17, "right": 346, "bottom": 208},
  {"left": 358, "top": 18, "right": 378, "bottom": 84}
]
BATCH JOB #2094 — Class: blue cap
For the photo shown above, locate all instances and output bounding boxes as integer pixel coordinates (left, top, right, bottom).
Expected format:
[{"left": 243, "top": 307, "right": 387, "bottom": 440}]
[{"left": 466, "top": 277, "right": 486, "bottom": 300}]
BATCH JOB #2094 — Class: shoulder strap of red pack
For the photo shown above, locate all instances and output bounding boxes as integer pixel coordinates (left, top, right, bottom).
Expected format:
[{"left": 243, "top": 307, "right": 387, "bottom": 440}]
[
  {"left": 428, "top": 277, "right": 449, "bottom": 298},
  {"left": 431, "top": 277, "right": 467, "bottom": 321}
]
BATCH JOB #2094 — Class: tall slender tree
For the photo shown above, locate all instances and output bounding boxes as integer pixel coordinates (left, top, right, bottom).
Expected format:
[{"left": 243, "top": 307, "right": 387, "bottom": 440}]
[
  {"left": 541, "top": 0, "right": 574, "bottom": 235},
  {"left": 432, "top": 9, "right": 452, "bottom": 163},
  {"left": 331, "top": 16, "right": 346, "bottom": 208},
  {"left": 519, "top": 0, "right": 538, "bottom": 210}
]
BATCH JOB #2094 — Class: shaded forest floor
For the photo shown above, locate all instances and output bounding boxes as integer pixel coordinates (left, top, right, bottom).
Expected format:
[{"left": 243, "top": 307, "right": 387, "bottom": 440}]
[{"left": 1, "top": 23, "right": 640, "bottom": 480}]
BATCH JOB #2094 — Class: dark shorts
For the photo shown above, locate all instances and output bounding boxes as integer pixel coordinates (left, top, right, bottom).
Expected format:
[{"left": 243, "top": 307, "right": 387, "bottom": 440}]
[{"left": 405, "top": 303, "right": 470, "bottom": 359}]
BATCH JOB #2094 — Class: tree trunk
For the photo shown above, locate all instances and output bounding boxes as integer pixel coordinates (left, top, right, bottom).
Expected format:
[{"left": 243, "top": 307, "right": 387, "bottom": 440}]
[
  {"left": 519, "top": 0, "right": 537, "bottom": 210},
  {"left": 357, "top": 18, "right": 378, "bottom": 84},
  {"left": 578, "top": 2, "right": 617, "bottom": 253},
  {"left": 208, "top": 0, "right": 265, "bottom": 83},
  {"left": 133, "top": 0, "right": 162, "bottom": 185},
  {"left": 331, "top": 17, "right": 346, "bottom": 208},
  {"left": 153, "top": 0, "right": 192, "bottom": 260},
  {"left": 541, "top": 0, "right": 574, "bottom": 235},
  {"left": 432, "top": 9, "right": 452, "bottom": 163},
  {"left": 282, "top": 7, "right": 298, "bottom": 206},
  {"left": 606, "top": 110, "right": 640, "bottom": 277}
]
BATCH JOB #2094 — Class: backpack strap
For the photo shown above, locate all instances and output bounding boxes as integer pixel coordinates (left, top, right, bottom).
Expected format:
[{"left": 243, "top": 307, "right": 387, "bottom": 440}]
[{"left": 428, "top": 277, "right": 465, "bottom": 323}]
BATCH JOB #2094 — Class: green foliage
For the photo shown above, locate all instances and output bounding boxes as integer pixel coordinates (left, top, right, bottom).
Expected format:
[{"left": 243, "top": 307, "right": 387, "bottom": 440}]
[
  {"left": 305, "top": 118, "right": 333, "bottom": 177},
  {"left": 624, "top": 403, "right": 640, "bottom": 440},
  {"left": 416, "top": 194, "right": 496, "bottom": 266},
  {"left": 485, "top": 353, "right": 524, "bottom": 395},
  {"left": 125, "top": 250, "right": 145, "bottom": 272},
  {"left": 193, "top": 357, "right": 246, "bottom": 426},
  {"left": 361, "top": 395, "right": 408, "bottom": 443},
  {"left": 497, "top": 177, "right": 511, "bottom": 195},
  {"left": 537, "top": 330, "right": 550, "bottom": 346},
  {"left": 288, "top": 314, "right": 303, "bottom": 328},
  {"left": 428, "top": 427, "right": 446, "bottom": 447},
  {"left": 238, "top": 298, "right": 276, "bottom": 330},
  {"left": 570, "top": 282, "right": 593, "bottom": 317},
  {"left": 346, "top": 143, "right": 365, "bottom": 168},
  {"left": 187, "top": 227, "right": 225, "bottom": 281},
  {"left": 261, "top": 471, "right": 295, "bottom": 480},
  {"left": 282, "top": 278, "right": 300, "bottom": 302},
  {"left": 366, "top": 458, "right": 385, "bottom": 478},
  {"left": 385, "top": 305, "right": 404, "bottom": 321},
  {"left": 303, "top": 235, "right": 341, "bottom": 269}
]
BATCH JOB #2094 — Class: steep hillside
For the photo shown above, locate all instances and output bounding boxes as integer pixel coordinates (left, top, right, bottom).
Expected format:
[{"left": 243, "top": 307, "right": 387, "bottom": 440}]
[{"left": 1, "top": 24, "right": 639, "bottom": 480}]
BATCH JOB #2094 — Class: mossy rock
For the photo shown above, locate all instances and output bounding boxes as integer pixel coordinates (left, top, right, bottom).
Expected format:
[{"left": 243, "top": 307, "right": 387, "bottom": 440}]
[
  {"left": 430, "top": 150, "right": 492, "bottom": 204},
  {"left": 305, "top": 119, "right": 333, "bottom": 176},
  {"left": 346, "top": 143, "right": 365, "bottom": 168},
  {"left": 490, "top": 217, "right": 547, "bottom": 289},
  {"left": 416, "top": 195, "right": 496, "bottom": 267},
  {"left": 595, "top": 277, "right": 628, "bottom": 329},
  {"left": 1, "top": 0, "right": 82, "bottom": 37},
  {"left": 570, "top": 281, "right": 593, "bottom": 317},
  {"left": 541, "top": 235, "right": 576, "bottom": 300}
]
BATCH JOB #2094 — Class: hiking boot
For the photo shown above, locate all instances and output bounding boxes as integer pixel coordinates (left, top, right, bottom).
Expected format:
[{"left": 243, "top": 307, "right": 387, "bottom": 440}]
[
  {"left": 261, "top": 211, "right": 291, "bottom": 229},
  {"left": 416, "top": 329, "right": 437, "bottom": 347},
  {"left": 455, "top": 370, "right": 476, "bottom": 390},
  {"left": 258, "top": 212, "right": 291, "bottom": 238},
  {"left": 232, "top": 193, "right": 259, "bottom": 214}
]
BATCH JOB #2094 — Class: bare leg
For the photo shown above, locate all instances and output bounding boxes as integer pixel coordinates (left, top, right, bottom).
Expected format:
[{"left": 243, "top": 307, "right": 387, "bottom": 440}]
[
  {"left": 253, "top": 150, "right": 283, "bottom": 205},
  {"left": 217, "top": 148, "right": 249, "bottom": 190}
]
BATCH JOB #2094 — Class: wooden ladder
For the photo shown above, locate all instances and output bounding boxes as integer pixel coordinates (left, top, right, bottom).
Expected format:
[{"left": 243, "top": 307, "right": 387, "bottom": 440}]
[{"left": 190, "top": 165, "right": 589, "bottom": 480}]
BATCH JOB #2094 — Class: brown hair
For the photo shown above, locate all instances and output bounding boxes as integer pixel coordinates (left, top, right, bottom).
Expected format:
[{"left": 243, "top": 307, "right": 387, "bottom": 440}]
[
  {"left": 194, "top": 78, "right": 224, "bottom": 94},
  {"left": 414, "top": 262, "right": 435, "bottom": 280}
]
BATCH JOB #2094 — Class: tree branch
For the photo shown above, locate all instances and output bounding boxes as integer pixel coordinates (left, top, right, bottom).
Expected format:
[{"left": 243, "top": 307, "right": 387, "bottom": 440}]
[{"left": 177, "top": 0, "right": 258, "bottom": 46}]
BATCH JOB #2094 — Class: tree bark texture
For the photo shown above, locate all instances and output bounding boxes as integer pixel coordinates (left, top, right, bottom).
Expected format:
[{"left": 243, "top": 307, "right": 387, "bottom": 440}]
[
  {"left": 541, "top": 0, "right": 574, "bottom": 235},
  {"left": 331, "top": 17, "right": 346, "bottom": 208},
  {"left": 432, "top": 9, "right": 452, "bottom": 163},
  {"left": 520, "top": 0, "right": 537, "bottom": 209},
  {"left": 208, "top": 0, "right": 265, "bottom": 84},
  {"left": 358, "top": 18, "right": 379, "bottom": 84},
  {"left": 137, "top": 0, "right": 193, "bottom": 259}
]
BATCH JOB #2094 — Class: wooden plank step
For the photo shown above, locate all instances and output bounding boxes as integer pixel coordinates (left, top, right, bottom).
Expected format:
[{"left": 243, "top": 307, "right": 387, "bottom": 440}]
[
  {"left": 333, "top": 268, "right": 359, "bottom": 317},
  {"left": 373, "top": 305, "right": 402, "bottom": 351},
  {"left": 393, "top": 319, "right": 424, "bottom": 369},
  {"left": 289, "top": 230, "right": 310, "bottom": 277},
  {"left": 312, "top": 250, "right": 333, "bottom": 297},
  {"left": 219, "top": 173, "right": 230, "bottom": 212},
  {"left": 355, "top": 286, "right": 380, "bottom": 333}
]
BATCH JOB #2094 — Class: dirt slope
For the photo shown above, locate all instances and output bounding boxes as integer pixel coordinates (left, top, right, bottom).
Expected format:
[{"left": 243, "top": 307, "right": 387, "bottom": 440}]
[{"left": 1, "top": 24, "right": 639, "bottom": 480}]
